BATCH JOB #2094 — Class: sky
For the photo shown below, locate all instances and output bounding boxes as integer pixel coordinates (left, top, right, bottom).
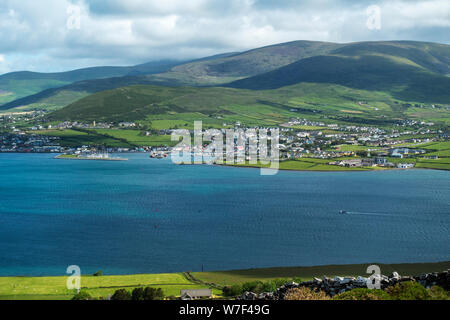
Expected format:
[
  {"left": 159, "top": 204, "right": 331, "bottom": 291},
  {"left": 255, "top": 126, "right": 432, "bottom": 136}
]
[{"left": 0, "top": 0, "right": 449, "bottom": 74}]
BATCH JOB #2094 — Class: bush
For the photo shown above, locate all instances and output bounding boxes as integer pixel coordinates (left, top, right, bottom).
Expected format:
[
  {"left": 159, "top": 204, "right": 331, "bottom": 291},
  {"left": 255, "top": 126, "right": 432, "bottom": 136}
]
[
  {"left": 284, "top": 287, "right": 331, "bottom": 300},
  {"left": 111, "top": 289, "right": 132, "bottom": 301},
  {"left": 222, "top": 279, "right": 293, "bottom": 297},
  {"left": 222, "top": 284, "right": 243, "bottom": 297},
  {"left": 93, "top": 270, "right": 103, "bottom": 277},
  {"left": 242, "top": 281, "right": 265, "bottom": 293},
  {"left": 143, "top": 287, "right": 165, "bottom": 300},
  {"left": 132, "top": 287, "right": 145, "bottom": 301},
  {"left": 428, "top": 286, "right": 450, "bottom": 300},
  {"left": 334, "top": 288, "right": 391, "bottom": 300},
  {"left": 387, "top": 282, "right": 430, "bottom": 300},
  {"left": 72, "top": 291, "right": 92, "bottom": 301},
  {"left": 260, "top": 281, "right": 277, "bottom": 293}
]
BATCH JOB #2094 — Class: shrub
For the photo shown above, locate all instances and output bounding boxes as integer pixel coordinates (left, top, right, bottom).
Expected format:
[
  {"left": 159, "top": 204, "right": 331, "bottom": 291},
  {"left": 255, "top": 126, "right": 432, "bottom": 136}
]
[
  {"left": 275, "top": 278, "right": 292, "bottom": 287},
  {"left": 222, "top": 284, "right": 243, "bottom": 297},
  {"left": 242, "top": 281, "right": 265, "bottom": 293},
  {"left": 111, "top": 289, "right": 132, "bottom": 300},
  {"left": 427, "top": 286, "right": 449, "bottom": 300},
  {"left": 132, "top": 287, "right": 145, "bottom": 301},
  {"left": 387, "top": 282, "right": 430, "bottom": 300},
  {"left": 143, "top": 287, "right": 165, "bottom": 300},
  {"left": 72, "top": 291, "right": 92, "bottom": 301},
  {"left": 284, "top": 287, "right": 331, "bottom": 300},
  {"left": 334, "top": 288, "right": 391, "bottom": 300},
  {"left": 260, "top": 281, "right": 277, "bottom": 293},
  {"left": 93, "top": 270, "right": 103, "bottom": 277}
]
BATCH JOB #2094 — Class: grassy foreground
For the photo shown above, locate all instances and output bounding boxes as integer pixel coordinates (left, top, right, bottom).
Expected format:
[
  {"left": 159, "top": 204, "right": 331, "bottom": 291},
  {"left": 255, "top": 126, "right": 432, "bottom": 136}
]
[
  {"left": 0, "top": 262, "right": 448, "bottom": 300},
  {"left": 0, "top": 273, "right": 218, "bottom": 300}
]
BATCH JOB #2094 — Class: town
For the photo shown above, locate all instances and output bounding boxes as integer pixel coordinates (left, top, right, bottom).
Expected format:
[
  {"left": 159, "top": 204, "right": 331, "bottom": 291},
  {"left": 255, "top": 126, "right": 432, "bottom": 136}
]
[{"left": 0, "top": 111, "right": 448, "bottom": 170}]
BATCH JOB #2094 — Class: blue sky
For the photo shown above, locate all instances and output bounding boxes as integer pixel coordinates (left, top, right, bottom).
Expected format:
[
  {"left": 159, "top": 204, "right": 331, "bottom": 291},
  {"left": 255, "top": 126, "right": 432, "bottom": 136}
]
[{"left": 0, "top": 0, "right": 449, "bottom": 74}]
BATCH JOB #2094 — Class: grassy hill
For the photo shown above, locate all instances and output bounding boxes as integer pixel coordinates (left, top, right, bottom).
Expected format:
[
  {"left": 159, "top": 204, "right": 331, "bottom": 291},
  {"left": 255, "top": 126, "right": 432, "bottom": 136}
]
[
  {"left": 157, "top": 40, "right": 341, "bottom": 84},
  {"left": 0, "top": 60, "right": 185, "bottom": 107},
  {"left": 0, "top": 75, "right": 170, "bottom": 111},
  {"left": 228, "top": 42, "right": 450, "bottom": 104},
  {"left": 47, "top": 82, "right": 450, "bottom": 128}
]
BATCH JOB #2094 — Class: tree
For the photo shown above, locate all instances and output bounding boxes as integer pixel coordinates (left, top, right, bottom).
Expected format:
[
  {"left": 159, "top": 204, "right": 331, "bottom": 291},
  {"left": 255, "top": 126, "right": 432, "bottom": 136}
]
[
  {"left": 223, "top": 285, "right": 243, "bottom": 297},
  {"left": 93, "top": 270, "right": 103, "bottom": 277},
  {"left": 356, "top": 150, "right": 369, "bottom": 157},
  {"left": 111, "top": 289, "right": 132, "bottom": 301},
  {"left": 72, "top": 291, "right": 92, "bottom": 301},
  {"left": 143, "top": 287, "right": 165, "bottom": 300},
  {"left": 132, "top": 287, "right": 145, "bottom": 301}
]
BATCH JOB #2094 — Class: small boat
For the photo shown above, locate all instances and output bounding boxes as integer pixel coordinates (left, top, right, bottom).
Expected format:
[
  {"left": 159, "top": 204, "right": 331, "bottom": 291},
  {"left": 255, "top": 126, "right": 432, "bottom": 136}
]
[
  {"left": 339, "top": 210, "right": 348, "bottom": 215},
  {"left": 150, "top": 152, "right": 168, "bottom": 159}
]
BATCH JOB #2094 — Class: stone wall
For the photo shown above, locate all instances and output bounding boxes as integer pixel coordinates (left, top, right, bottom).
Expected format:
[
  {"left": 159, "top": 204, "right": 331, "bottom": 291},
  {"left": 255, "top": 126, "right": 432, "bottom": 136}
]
[{"left": 238, "top": 270, "right": 450, "bottom": 300}]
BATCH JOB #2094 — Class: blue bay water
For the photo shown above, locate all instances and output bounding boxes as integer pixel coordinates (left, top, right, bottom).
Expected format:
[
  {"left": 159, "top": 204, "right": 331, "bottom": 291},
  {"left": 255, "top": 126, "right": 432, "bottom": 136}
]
[{"left": 0, "top": 153, "right": 449, "bottom": 276}]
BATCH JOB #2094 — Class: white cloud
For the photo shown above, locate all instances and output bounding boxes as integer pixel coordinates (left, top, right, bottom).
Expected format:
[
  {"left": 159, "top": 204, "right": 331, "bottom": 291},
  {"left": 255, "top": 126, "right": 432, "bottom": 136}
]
[{"left": 0, "top": 0, "right": 448, "bottom": 74}]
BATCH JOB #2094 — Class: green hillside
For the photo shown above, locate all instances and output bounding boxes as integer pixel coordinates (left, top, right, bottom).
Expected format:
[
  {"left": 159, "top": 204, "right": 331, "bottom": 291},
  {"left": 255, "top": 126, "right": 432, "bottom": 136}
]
[
  {"left": 228, "top": 52, "right": 450, "bottom": 104},
  {"left": 162, "top": 40, "right": 341, "bottom": 82},
  {"left": 0, "top": 60, "right": 185, "bottom": 107},
  {"left": 0, "top": 75, "right": 168, "bottom": 111},
  {"left": 48, "top": 82, "right": 450, "bottom": 128},
  {"left": 332, "top": 41, "right": 450, "bottom": 75}
]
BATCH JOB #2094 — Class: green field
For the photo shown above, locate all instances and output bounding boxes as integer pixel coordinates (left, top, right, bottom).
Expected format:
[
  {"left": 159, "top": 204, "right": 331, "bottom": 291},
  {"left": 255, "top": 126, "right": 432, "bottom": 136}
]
[
  {"left": 230, "top": 158, "right": 374, "bottom": 172},
  {"left": 93, "top": 129, "right": 177, "bottom": 147},
  {"left": 33, "top": 129, "right": 134, "bottom": 148},
  {"left": 47, "top": 82, "right": 450, "bottom": 129},
  {"left": 416, "top": 141, "right": 450, "bottom": 170},
  {"left": 0, "top": 273, "right": 217, "bottom": 300},
  {"left": 33, "top": 128, "right": 178, "bottom": 148}
]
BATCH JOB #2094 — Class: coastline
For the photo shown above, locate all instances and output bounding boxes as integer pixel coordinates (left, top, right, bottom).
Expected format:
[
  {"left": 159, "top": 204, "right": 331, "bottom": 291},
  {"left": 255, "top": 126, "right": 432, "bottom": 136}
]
[
  {"left": 1, "top": 261, "right": 449, "bottom": 279},
  {"left": 54, "top": 155, "right": 129, "bottom": 161},
  {"left": 213, "top": 163, "right": 450, "bottom": 173},
  {"left": 1, "top": 152, "right": 447, "bottom": 171}
]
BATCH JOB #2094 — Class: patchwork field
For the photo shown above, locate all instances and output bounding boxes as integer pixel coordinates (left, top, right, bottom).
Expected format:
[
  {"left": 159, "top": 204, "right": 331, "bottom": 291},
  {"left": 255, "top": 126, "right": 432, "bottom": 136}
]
[
  {"left": 47, "top": 83, "right": 450, "bottom": 129},
  {"left": 93, "top": 129, "right": 176, "bottom": 147},
  {"left": 32, "top": 129, "right": 134, "bottom": 148}
]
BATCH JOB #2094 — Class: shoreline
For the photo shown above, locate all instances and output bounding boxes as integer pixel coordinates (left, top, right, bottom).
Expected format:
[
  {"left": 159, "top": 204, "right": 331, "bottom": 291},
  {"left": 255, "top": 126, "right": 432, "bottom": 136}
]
[
  {"left": 54, "top": 155, "right": 128, "bottom": 161},
  {"left": 214, "top": 163, "right": 449, "bottom": 173},
  {"left": 1, "top": 152, "right": 448, "bottom": 171},
  {"left": 1, "top": 261, "right": 449, "bottom": 279}
]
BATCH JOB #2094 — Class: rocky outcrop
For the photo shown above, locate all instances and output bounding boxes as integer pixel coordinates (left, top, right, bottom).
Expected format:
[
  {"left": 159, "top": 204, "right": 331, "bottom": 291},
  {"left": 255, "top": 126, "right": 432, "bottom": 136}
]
[{"left": 238, "top": 270, "right": 450, "bottom": 300}]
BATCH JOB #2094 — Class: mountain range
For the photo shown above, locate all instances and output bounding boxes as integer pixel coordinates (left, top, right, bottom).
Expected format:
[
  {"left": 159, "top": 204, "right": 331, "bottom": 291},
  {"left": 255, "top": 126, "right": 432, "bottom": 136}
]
[{"left": 1, "top": 40, "right": 449, "bottom": 127}]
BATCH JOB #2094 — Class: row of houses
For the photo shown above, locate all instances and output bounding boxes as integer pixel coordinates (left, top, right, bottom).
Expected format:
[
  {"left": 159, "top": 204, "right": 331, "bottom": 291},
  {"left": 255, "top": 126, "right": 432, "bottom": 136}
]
[{"left": 331, "top": 157, "right": 416, "bottom": 169}]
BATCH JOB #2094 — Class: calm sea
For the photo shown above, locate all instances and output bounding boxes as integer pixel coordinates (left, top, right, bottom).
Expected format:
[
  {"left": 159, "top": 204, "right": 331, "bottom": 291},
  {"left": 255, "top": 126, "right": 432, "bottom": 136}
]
[{"left": 0, "top": 153, "right": 448, "bottom": 276}]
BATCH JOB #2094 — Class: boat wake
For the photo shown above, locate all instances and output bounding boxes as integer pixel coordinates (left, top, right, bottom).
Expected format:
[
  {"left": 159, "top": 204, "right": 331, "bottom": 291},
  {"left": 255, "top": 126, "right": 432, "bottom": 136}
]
[{"left": 345, "top": 211, "right": 393, "bottom": 217}]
